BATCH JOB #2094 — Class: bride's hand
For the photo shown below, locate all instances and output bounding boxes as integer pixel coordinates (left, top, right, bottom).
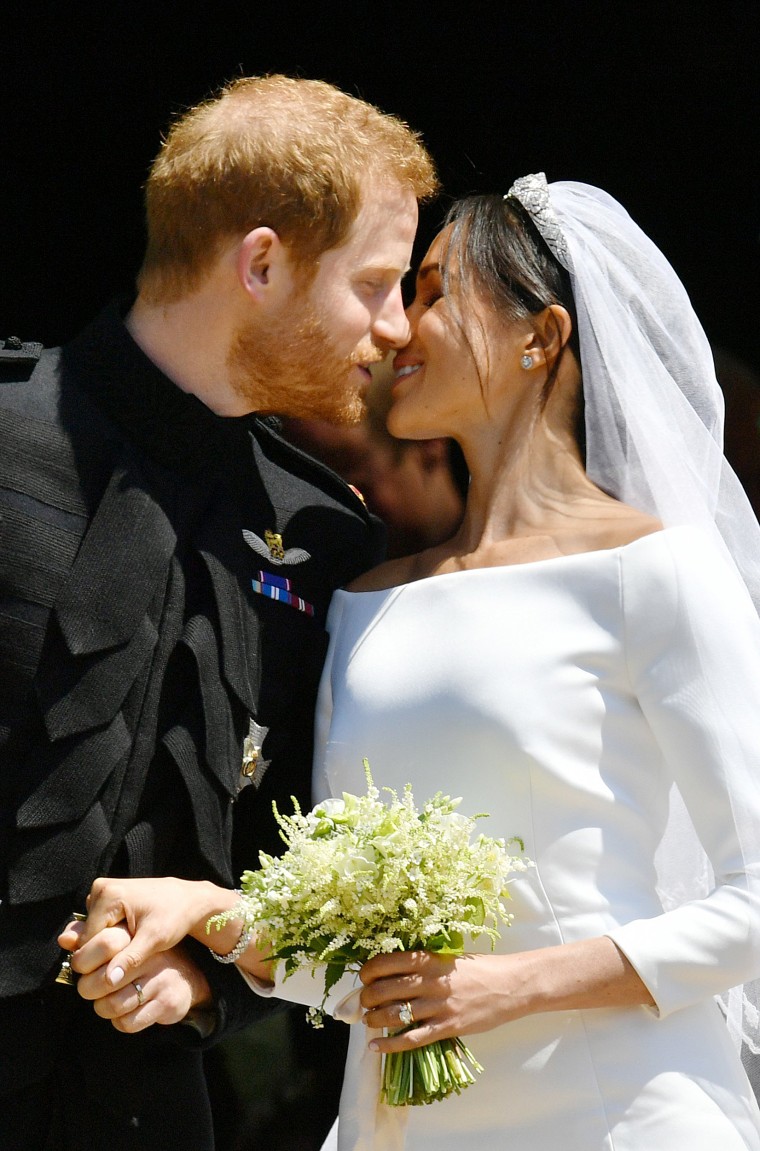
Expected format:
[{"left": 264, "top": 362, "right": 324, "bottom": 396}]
[
  {"left": 359, "top": 938, "right": 654, "bottom": 1053},
  {"left": 358, "top": 950, "right": 525, "bottom": 1052},
  {"left": 57, "top": 876, "right": 238, "bottom": 988}
]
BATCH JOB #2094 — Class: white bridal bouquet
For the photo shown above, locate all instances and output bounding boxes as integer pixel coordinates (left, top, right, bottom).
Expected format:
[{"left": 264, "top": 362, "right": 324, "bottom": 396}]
[{"left": 209, "top": 762, "right": 529, "bottom": 1107}]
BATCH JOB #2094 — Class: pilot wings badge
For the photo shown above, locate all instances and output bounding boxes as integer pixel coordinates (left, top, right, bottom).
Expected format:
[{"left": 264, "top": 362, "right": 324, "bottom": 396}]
[{"left": 242, "top": 529, "right": 311, "bottom": 567}]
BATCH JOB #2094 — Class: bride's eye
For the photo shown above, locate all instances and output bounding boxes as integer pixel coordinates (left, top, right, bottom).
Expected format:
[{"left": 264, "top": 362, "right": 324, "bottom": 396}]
[{"left": 421, "top": 291, "right": 443, "bottom": 309}]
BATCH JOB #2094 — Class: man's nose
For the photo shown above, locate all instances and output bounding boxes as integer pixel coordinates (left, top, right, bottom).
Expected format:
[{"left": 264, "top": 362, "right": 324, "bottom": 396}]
[{"left": 372, "top": 286, "right": 411, "bottom": 349}]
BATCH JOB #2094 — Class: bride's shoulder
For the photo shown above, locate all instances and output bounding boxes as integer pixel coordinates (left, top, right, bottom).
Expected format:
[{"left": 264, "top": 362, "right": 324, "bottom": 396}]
[
  {"left": 345, "top": 554, "right": 419, "bottom": 593},
  {"left": 586, "top": 504, "right": 663, "bottom": 552}
]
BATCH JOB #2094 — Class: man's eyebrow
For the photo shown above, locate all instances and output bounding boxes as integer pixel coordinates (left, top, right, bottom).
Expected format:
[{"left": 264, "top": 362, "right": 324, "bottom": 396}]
[{"left": 357, "top": 263, "right": 413, "bottom": 278}]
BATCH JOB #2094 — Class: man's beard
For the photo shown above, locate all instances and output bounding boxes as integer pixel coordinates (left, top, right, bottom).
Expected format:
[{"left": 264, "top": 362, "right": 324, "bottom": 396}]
[{"left": 227, "top": 299, "right": 376, "bottom": 425}]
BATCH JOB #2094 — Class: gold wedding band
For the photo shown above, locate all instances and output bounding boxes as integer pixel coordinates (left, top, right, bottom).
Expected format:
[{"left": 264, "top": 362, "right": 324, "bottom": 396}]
[
  {"left": 398, "top": 1000, "right": 414, "bottom": 1027},
  {"left": 133, "top": 980, "right": 145, "bottom": 1006}
]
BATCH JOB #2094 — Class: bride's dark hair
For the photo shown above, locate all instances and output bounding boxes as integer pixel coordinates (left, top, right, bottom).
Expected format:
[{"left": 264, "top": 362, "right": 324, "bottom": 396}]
[{"left": 439, "top": 193, "right": 585, "bottom": 456}]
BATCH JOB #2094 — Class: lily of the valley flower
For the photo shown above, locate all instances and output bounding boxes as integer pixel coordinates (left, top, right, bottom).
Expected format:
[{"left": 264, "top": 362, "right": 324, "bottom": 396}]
[{"left": 208, "top": 761, "right": 531, "bottom": 1107}]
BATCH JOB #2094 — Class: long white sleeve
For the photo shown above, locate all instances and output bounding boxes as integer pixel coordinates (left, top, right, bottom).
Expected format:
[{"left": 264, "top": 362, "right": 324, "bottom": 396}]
[{"left": 608, "top": 528, "right": 760, "bottom": 1016}]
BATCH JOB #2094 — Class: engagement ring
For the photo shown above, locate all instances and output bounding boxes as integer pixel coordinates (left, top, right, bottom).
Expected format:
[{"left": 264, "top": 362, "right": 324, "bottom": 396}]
[{"left": 398, "top": 1001, "right": 414, "bottom": 1027}]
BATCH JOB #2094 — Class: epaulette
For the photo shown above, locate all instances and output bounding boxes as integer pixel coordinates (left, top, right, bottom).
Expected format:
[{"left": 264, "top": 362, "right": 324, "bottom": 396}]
[{"left": 0, "top": 336, "right": 43, "bottom": 365}]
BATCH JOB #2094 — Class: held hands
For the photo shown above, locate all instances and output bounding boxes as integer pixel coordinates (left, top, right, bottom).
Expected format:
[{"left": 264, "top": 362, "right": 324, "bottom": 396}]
[
  {"left": 58, "top": 876, "right": 224, "bottom": 984},
  {"left": 62, "top": 922, "right": 213, "bottom": 1033},
  {"left": 57, "top": 876, "right": 235, "bottom": 1031}
]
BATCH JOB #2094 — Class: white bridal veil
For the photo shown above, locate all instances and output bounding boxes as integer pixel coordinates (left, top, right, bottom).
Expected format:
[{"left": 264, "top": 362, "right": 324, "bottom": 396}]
[{"left": 507, "top": 173, "right": 760, "bottom": 1056}]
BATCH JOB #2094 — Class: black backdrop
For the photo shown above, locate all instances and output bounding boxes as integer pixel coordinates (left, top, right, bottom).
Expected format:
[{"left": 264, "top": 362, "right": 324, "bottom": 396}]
[
  {"left": 1, "top": 0, "right": 758, "bottom": 370},
  {"left": 1, "top": 4, "right": 759, "bottom": 1145}
]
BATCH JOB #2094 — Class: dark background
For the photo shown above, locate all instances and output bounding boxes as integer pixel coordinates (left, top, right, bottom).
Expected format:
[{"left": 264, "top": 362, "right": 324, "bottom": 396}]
[
  {"left": 1, "top": 0, "right": 758, "bottom": 374},
  {"left": 2, "top": 3, "right": 758, "bottom": 1147}
]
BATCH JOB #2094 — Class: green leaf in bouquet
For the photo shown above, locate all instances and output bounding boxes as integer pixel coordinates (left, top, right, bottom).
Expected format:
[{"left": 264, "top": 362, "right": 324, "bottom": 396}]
[
  {"left": 463, "top": 895, "right": 486, "bottom": 926},
  {"left": 323, "top": 959, "right": 349, "bottom": 998},
  {"left": 423, "top": 929, "right": 465, "bottom": 954}
]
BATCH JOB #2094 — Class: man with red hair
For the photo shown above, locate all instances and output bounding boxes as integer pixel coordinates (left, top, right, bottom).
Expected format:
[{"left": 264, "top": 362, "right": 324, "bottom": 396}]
[{"left": 0, "top": 74, "right": 436, "bottom": 1150}]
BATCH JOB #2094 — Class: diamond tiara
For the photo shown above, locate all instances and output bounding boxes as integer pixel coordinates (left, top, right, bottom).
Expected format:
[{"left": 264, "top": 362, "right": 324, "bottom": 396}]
[{"left": 505, "top": 172, "right": 571, "bottom": 268}]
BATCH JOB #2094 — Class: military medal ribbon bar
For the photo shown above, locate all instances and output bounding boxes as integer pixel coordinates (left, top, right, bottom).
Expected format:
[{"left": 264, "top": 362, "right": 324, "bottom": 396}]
[{"left": 252, "top": 570, "right": 314, "bottom": 616}]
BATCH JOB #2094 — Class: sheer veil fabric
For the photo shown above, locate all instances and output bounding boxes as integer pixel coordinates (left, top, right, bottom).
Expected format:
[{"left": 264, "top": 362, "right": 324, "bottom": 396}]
[{"left": 506, "top": 174, "right": 760, "bottom": 1055}]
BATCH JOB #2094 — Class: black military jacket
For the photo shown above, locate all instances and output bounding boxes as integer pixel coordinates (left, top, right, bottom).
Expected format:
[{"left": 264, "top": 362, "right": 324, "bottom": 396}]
[{"left": 0, "top": 306, "right": 384, "bottom": 1024}]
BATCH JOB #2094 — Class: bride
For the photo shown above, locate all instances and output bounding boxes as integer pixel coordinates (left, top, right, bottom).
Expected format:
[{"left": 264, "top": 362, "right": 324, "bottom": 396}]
[{"left": 63, "top": 175, "right": 760, "bottom": 1149}]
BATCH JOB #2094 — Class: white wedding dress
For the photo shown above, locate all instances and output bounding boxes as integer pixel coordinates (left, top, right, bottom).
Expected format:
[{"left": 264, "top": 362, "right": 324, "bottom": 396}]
[{"left": 310, "top": 527, "right": 760, "bottom": 1151}]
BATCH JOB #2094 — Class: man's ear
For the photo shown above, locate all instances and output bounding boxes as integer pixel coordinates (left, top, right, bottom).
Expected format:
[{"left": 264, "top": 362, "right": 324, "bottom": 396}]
[{"left": 237, "top": 227, "right": 290, "bottom": 302}]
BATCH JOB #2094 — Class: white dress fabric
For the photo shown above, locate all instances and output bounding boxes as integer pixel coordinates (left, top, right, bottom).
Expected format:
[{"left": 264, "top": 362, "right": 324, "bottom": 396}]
[{"left": 312, "top": 527, "right": 760, "bottom": 1151}]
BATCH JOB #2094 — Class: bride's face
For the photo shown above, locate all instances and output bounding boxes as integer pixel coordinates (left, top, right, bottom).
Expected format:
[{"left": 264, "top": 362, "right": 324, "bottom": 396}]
[{"left": 387, "top": 229, "right": 528, "bottom": 442}]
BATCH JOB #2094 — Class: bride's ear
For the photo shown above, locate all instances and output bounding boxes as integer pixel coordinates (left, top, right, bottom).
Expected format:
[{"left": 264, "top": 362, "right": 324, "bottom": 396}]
[{"left": 525, "top": 305, "right": 573, "bottom": 369}]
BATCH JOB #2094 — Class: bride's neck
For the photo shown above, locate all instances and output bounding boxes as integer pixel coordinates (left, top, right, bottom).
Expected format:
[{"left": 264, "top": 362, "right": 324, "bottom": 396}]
[{"left": 457, "top": 414, "right": 596, "bottom": 548}]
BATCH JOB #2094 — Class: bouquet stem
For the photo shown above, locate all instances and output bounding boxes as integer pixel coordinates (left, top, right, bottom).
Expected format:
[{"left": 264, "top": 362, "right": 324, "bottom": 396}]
[{"left": 381, "top": 1035, "right": 483, "bottom": 1106}]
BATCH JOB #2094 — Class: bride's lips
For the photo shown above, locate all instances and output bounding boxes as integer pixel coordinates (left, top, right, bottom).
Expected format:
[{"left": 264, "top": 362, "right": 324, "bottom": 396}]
[{"left": 391, "top": 357, "right": 423, "bottom": 394}]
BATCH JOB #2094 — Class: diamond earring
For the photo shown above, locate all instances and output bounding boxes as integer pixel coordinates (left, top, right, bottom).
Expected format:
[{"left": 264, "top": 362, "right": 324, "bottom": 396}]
[{"left": 520, "top": 354, "right": 533, "bottom": 369}]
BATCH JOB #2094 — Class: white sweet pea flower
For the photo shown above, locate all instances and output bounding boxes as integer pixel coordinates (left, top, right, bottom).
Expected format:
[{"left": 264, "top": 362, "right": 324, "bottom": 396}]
[
  {"left": 372, "top": 829, "right": 407, "bottom": 858},
  {"left": 435, "top": 812, "right": 471, "bottom": 835},
  {"left": 313, "top": 797, "right": 346, "bottom": 820},
  {"left": 334, "top": 851, "right": 377, "bottom": 880}
]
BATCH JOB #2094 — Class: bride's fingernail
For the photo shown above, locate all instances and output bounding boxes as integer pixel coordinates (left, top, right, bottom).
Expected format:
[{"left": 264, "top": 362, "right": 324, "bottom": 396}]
[
  {"left": 368, "top": 1041, "right": 379, "bottom": 1052},
  {"left": 109, "top": 966, "right": 125, "bottom": 985}
]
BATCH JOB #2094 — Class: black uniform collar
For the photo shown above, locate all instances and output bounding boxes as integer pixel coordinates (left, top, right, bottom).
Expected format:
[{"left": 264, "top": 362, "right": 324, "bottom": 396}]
[{"left": 63, "top": 299, "right": 261, "bottom": 481}]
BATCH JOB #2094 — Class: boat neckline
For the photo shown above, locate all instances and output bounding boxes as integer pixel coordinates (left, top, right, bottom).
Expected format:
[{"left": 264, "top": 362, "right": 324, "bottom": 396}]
[{"left": 336, "top": 525, "right": 693, "bottom": 597}]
